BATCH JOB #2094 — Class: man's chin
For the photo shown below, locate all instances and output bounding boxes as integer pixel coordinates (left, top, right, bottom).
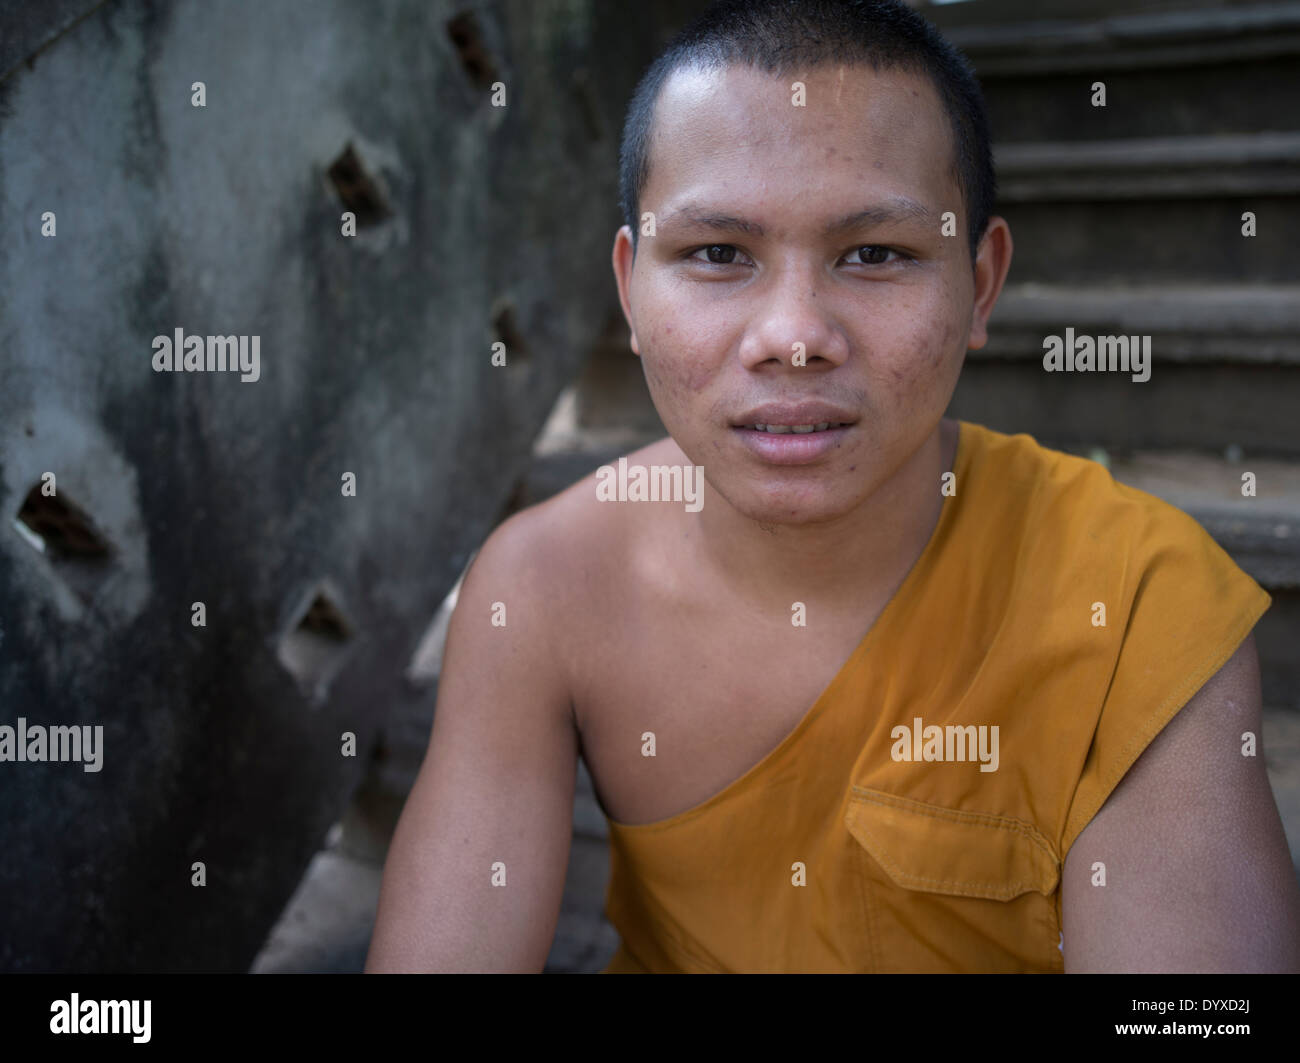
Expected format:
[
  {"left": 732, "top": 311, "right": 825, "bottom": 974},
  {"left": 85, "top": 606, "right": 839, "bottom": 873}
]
[{"left": 721, "top": 484, "right": 861, "bottom": 528}]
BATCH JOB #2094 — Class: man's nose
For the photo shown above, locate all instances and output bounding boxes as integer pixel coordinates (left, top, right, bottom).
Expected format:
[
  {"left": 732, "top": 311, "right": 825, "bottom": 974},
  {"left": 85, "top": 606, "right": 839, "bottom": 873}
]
[{"left": 736, "top": 266, "right": 850, "bottom": 371}]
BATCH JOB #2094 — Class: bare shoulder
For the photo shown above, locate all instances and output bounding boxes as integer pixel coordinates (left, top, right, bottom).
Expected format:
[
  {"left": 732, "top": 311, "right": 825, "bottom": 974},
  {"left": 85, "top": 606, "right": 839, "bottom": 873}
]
[
  {"left": 1062, "top": 632, "right": 1300, "bottom": 971},
  {"left": 479, "top": 436, "right": 679, "bottom": 582},
  {"left": 468, "top": 436, "right": 680, "bottom": 673}
]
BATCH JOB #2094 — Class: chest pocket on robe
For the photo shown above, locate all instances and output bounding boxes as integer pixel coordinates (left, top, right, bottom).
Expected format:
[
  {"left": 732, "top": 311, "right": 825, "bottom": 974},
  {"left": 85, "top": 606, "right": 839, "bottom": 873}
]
[{"left": 844, "top": 787, "right": 1063, "bottom": 973}]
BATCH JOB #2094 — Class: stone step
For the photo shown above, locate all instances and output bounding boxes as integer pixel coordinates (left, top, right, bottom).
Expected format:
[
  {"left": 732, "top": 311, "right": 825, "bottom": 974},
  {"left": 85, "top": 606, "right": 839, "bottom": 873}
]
[
  {"left": 952, "top": 283, "right": 1300, "bottom": 457},
  {"left": 996, "top": 133, "right": 1300, "bottom": 202},
  {"left": 989, "top": 135, "right": 1299, "bottom": 288},
  {"left": 977, "top": 283, "right": 1300, "bottom": 365},
  {"left": 951, "top": 358, "right": 1300, "bottom": 495},
  {"left": 928, "top": 0, "right": 1282, "bottom": 31},
  {"left": 999, "top": 195, "right": 1295, "bottom": 289},
  {"left": 933, "top": 0, "right": 1300, "bottom": 68},
  {"left": 980, "top": 57, "right": 1300, "bottom": 146},
  {"left": 929, "top": 1, "right": 1300, "bottom": 143}
]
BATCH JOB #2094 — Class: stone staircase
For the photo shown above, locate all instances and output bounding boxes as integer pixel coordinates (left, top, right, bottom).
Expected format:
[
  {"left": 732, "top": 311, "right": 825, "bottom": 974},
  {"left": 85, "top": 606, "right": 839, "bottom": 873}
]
[{"left": 923, "top": 0, "right": 1300, "bottom": 708}]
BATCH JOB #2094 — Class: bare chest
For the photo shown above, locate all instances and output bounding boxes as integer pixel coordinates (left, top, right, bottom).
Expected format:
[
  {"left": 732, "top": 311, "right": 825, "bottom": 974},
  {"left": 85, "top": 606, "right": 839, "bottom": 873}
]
[{"left": 572, "top": 604, "right": 883, "bottom": 826}]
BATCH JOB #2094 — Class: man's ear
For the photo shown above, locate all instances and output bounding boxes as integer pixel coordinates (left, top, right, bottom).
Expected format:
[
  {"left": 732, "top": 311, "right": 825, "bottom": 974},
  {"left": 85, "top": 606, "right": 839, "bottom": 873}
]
[
  {"left": 967, "top": 216, "right": 1013, "bottom": 351},
  {"left": 611, "top": 225, "right": 641, "bottom": 356}
]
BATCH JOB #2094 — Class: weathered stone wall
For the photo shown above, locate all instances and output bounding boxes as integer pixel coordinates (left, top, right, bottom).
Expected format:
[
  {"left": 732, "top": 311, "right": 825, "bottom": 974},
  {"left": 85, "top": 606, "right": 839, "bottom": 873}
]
[{"left": 0, "top": 0, "right": 697, "bottom": 972}]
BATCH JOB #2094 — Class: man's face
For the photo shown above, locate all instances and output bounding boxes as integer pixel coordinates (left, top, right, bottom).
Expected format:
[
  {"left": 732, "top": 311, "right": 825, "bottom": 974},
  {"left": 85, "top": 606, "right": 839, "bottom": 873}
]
[{"left": 614, "top": 61, "right": 995, "bottom": 526}]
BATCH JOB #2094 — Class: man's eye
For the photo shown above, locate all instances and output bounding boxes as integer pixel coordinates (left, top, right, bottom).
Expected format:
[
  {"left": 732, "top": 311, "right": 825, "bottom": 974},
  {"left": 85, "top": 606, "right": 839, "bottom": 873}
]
[
  {"left": 685, "top": 244, "right": 906, "bottom": 267},
  {"left": 688, "top": 244, "right": 745, "bottom": 265},
  {"left": 849, "top": 245, "right": 900, "bottom": 265}
]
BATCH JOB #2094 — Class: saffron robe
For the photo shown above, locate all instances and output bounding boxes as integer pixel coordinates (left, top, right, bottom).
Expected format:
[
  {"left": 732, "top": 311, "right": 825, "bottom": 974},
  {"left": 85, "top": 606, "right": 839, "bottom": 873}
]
[{"left": 600, "top": 419, "right": 1271, "bottom": 972}]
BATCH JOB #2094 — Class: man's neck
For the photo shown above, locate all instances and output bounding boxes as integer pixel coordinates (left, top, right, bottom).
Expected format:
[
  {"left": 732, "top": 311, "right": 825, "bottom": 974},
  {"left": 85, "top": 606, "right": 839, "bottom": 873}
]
[{"left": 679, "top": 418, "right": 958, "bottom": 614}]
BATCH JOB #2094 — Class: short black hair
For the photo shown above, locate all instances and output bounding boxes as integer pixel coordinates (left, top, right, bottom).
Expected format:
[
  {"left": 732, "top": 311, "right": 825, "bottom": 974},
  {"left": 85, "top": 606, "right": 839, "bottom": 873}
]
[{"left": 618, "top": 0, "right": 996, "bottom": 261}]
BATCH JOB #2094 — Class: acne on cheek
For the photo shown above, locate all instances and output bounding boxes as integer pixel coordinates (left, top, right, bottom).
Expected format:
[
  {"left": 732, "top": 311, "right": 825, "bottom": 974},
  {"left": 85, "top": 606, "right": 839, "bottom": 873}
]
[
  {"left": 643, "top": 351, "right": 706, "bottom": 414},
  {"left": 880, "top": 315, "right": 958, "bottom": 391},
  {"left": 684, "top": 358, "right": 716, "bottom": 393},
  {"left": 641, "top": 295, "right": 721, "bottom": 392},
  {"left": 647, "top": 335, "right": 715, "bottom": 394},
  {"left": 915, "top": 286, "right": 968, "bottom": 363},
  {"left": 657, "top": 325, "right": 715, "bottom": 393}
]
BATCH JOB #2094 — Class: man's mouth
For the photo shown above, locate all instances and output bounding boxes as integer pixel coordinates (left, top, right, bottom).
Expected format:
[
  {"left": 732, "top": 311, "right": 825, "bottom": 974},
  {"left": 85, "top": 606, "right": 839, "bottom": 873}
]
[
  {"left": 732, "top": 421, "right": 854, "bottom": 466},
  {"left": 743, "top": 422, "right": 853, "bottom": 434}
]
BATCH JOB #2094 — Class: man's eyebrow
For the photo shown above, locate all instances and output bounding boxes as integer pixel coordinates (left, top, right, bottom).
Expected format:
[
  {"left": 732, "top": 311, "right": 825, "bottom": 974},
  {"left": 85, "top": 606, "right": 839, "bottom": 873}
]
[
  {"left": 660, "top": 205, "right": 766, "bottom": 237},
  {"left": 822, "top": 198, "right": 934, "bottom": 235},
  {"left": 660, "top": 197, "right": 934, "bottom": 238}
]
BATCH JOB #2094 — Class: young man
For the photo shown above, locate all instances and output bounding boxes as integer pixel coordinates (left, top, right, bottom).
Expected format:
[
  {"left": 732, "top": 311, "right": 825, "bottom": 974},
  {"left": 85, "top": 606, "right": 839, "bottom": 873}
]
[{"left": 366, "top": 0, "right": 1300, "bottom": 972}]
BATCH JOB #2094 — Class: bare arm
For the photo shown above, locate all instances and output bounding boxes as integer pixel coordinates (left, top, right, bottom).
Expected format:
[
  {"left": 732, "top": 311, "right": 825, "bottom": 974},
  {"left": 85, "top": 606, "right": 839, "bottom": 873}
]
[
  {"left": 1062, "top": 632, "right": 1300, "bottom": 972},
  {"left": 365, "top": 509, "right": 578, "bottom": 972}
]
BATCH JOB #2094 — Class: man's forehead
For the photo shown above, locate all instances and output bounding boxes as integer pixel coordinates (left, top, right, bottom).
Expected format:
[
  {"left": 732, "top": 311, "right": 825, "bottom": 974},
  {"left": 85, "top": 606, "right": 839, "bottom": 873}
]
[
  {"left": 654, "top": 60, "right": 943, "bottom": 137},
  {"left": 645, "top": 61, "right": 956, "bottom": 226}
]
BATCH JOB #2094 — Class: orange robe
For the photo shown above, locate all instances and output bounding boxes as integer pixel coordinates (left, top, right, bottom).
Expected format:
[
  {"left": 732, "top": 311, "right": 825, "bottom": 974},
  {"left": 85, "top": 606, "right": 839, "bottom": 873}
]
[{"left": 600, "top": 419, "right": 1271, "bottom": 973}]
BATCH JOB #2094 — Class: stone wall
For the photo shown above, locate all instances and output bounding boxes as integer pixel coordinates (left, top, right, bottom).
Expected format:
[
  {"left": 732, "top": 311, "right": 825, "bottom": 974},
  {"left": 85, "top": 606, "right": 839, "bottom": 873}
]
[{"left": 0, "top": 0, "right": 699, "bottom": 972}]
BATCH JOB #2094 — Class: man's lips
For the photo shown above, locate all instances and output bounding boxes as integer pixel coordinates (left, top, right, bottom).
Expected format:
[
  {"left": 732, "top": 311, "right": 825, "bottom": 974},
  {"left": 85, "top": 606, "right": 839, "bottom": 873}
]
[
  {"left": 731, "top": 402, "right": 858, "bottom": 429},
  {"left": 730, "top": 421, "right": 855, "bottom": 465}
]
